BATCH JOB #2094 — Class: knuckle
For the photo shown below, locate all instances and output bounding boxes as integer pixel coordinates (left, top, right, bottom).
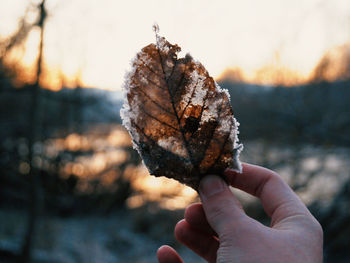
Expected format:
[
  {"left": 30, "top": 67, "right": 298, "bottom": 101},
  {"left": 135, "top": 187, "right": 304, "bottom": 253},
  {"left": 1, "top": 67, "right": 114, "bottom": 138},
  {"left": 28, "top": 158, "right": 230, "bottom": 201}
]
[
  {"left": 310, "top": 218, "right": 323, "bottom": 238},
  {"left": 206, "top": 201, "right": 245, "bottom": 230},
  {"left": 298, "top": 215, "right": 323, "bottom": 241},
  {"left": 254, "top": 171, "right": 281, "bottom": 197},
  {"left": 219, "top": 218, "right": 255, "bottom": 243},
  {"left": 203, "top": 190, "right": 248, "bottom": 234},
  {"left": 219, "top": 230, "right": 236, "bottom": 245},
  {"left": 206, "top": 203, "right": 228, "bottom": 223},
  {"left": 269, "top": 171, "right": 282, "bottom": 183}
]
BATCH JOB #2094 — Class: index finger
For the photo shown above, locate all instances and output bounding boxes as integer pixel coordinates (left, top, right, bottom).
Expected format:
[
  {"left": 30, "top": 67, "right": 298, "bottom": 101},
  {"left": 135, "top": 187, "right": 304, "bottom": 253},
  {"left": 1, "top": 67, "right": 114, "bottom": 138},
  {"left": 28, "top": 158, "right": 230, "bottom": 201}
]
[
  {"left": 224, "top": 163, "right": 311, "bottom": 226},
  {"left": 157, "top": 245, "right": 184, "bottom": 263}
]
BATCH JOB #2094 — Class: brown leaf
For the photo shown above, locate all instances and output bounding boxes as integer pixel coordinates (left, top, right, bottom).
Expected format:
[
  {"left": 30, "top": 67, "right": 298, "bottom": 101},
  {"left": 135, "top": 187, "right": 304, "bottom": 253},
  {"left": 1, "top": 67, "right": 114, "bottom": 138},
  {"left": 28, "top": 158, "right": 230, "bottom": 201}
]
[{"left": 121, "top": 32, "right": 242, "bottom": 190}]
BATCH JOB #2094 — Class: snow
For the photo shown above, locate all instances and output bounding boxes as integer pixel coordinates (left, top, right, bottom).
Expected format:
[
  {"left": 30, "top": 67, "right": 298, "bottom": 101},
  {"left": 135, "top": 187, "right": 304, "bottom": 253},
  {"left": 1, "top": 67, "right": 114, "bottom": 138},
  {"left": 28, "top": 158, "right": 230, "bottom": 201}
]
[
  {"left": 0, "top": 208, "right": 206, "bottom": 263},
  {"left": 156, "top": 36, "right": 170, "bottom": 53},
  {"left": 215, "top": 113, "right": 231, "bottom": 133},
  {"left": 120, "top": 48, "right": 155, "bottom": 147},
  {"left": 200, "top": 96, "right": 222, "bottom": 124},
  {"left": 232, "top": 117, "right": 243, "bottom": 173},
  {"left": 166, "top": 59, "right": 174, "bottom": 68},
  {"left": 153, "top": 23, "right": 170, "bottom": 53},
  {"left": 215, "top": 81, "right": 231, "bottom": 99},
  {"left": 188, "top": 69, "right": 206, "bottom": 106},
  {"left": 157, "top": 136, "right": 188, "bottom": 158},
  {"left": 204, "top": 80, "right": 243, "bottom": 173},
  {"left": 120, "top": 55, "right": 140, "bottom": 146},
  {"left": 180, "top": 66, "right": 207, "bottom": 119}
]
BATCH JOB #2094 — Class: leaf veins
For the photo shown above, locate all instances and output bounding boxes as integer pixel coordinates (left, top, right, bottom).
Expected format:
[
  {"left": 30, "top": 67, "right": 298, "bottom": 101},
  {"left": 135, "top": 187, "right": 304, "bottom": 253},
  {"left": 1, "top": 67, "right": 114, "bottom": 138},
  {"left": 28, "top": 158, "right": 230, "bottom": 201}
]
[{"left": 121, "top": 31, "right": 242, "bottom": 190}]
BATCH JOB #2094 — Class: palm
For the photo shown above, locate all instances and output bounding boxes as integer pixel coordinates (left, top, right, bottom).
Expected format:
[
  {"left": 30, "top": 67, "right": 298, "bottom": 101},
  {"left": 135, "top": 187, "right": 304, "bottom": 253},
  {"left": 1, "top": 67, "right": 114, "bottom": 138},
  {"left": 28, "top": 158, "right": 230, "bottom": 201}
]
[{"left": 157, "top": 163, "right": 323, "bottom": 263}]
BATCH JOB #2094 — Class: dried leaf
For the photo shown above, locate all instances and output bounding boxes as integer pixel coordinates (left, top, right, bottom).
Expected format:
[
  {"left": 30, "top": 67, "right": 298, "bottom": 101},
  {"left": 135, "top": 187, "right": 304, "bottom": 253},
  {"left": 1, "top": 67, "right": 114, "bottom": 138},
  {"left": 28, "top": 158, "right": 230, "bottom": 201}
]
[{"left": 121, "top": 32, "right": 242, "bottom": 190}]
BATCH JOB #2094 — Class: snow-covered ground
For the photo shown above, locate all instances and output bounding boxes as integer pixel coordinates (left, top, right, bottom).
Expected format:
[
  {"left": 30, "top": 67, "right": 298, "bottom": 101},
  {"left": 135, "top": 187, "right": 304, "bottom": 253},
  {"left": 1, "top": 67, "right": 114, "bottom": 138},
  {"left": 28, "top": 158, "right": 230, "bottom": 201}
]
[
  {"left": 1, "top": 140, "right": 349, "bottom": 263},
  {"left": 0, "top": 208, "right": 205, "bottom": 263}
]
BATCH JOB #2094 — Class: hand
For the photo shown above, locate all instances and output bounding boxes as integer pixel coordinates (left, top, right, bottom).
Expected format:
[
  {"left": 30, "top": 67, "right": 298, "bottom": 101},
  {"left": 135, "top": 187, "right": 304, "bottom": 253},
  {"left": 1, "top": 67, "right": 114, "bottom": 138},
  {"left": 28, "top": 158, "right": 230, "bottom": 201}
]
[{"left": 157, "top": 163, "right": 323, "bottom": 263}]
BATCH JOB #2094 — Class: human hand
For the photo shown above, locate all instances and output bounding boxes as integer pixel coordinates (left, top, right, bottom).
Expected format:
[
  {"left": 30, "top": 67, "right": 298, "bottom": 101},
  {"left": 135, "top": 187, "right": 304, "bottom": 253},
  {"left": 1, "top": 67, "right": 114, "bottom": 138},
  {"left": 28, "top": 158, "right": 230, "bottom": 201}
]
[{"left": 157, "top": 163, "right": 323, "bottom": 263}]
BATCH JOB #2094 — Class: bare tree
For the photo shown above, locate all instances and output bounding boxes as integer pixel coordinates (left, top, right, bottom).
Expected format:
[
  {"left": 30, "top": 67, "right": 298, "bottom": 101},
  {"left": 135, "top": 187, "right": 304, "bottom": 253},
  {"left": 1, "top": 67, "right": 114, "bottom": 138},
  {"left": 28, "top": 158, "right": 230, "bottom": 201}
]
[{"left": 17, "top": 1, "right": 47, "bottom": 262}]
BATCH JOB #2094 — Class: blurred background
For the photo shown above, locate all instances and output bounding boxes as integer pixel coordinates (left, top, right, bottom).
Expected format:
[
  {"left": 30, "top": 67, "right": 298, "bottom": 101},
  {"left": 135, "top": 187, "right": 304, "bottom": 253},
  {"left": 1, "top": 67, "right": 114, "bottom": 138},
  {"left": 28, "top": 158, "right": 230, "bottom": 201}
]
[{"left": 0, "top": 0, "right": 349, "bottom": 262}]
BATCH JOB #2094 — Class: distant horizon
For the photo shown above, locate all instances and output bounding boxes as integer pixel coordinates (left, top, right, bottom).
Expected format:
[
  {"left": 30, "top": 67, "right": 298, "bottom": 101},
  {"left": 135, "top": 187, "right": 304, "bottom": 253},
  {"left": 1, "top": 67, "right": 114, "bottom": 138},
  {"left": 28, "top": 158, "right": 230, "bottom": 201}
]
[{"left": 1, "top": 0, "right": 350, "bottom": 91}]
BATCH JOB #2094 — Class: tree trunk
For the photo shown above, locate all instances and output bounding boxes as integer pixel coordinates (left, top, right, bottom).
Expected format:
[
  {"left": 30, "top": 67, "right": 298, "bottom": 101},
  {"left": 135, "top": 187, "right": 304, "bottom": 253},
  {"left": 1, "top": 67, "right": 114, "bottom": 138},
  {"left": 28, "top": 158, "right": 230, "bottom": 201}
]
[{"left": 17, "top": 1, "right": 46, "bottom": 262}]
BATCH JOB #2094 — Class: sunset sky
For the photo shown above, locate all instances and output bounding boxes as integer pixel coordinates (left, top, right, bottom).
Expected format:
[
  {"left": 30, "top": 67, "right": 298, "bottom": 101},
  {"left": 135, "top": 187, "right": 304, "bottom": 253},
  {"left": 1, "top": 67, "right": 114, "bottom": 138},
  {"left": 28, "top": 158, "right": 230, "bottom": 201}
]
[{"left": 1, "top": 0, "right": 350, "bottom": 90}]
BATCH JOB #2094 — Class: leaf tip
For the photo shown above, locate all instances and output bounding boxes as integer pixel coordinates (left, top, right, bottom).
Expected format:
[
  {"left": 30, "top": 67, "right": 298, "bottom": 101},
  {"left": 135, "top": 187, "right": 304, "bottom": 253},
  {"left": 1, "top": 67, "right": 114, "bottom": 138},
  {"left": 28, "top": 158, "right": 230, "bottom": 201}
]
[
  {"left": 152, "top": 22, "right": 160, "bottom": 35},
  {"left": 152, "top": 23, "right": 161, "bottom": 48}
]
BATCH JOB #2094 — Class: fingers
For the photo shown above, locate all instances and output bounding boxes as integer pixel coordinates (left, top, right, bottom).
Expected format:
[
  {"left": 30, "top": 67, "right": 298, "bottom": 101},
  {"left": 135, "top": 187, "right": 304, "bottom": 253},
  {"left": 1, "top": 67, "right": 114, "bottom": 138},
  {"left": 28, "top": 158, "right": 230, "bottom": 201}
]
[
  {"left": 175, "top": 219, "right": 218, "bottom": 263},
  {"left": 198, "top": 175, "right": 249, "bottom": 236},
  {"left": 224, "top": 163, "right": 311, "bottom": 226},
  {"left": 184, "top": 203, "right": 216, "bottom": 236},
  {"left": 157, "top": 245, "right": 184, "bottom": 263}
]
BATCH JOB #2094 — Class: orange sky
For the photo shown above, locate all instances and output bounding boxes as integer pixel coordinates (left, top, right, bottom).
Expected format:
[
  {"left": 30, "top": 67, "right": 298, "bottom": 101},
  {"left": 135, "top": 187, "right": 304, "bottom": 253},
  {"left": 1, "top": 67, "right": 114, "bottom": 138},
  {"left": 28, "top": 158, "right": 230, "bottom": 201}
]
[{"left": 1, "top": 0, "right": 350, "bottom": 90}]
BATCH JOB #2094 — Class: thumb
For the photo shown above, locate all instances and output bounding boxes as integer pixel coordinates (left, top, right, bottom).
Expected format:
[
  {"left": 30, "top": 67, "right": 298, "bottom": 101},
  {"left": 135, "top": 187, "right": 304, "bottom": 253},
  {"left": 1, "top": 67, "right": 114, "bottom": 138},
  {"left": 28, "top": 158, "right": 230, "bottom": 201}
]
[{"left": 199, "top": 175, "right": 247, "bottom": 236}]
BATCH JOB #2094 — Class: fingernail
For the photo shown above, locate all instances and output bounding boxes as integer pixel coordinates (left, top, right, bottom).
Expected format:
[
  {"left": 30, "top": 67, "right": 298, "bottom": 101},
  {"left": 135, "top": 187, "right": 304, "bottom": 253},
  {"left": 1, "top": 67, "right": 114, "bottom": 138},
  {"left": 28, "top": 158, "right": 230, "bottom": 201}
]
[{"left": 199, "top": 175, "right": 225, "bottom": 200}]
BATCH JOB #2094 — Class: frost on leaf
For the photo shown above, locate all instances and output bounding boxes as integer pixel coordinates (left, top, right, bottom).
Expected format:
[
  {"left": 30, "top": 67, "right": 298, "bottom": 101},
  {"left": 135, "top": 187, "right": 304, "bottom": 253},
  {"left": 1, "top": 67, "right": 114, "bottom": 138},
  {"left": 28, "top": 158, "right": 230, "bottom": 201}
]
[{"left": 120, "top": 32, "right": 243, "bottom": 190}]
